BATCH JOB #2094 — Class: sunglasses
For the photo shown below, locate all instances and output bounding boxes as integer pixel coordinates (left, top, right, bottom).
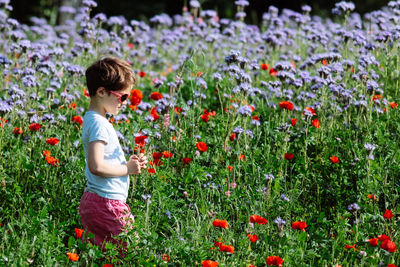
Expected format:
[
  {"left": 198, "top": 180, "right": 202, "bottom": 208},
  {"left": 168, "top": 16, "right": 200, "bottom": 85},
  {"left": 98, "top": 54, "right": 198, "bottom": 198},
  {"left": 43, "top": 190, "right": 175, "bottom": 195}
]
[{"left": 109, "top": 91, "right": 129, "bottom": 103}]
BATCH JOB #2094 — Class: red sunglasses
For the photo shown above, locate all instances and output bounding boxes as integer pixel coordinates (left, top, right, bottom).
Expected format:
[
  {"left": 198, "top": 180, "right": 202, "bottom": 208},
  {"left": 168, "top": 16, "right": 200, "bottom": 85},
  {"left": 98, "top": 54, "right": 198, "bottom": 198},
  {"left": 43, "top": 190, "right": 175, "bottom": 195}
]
[{"left": 109, "top": 91, "right": 129, "bottom": 103}]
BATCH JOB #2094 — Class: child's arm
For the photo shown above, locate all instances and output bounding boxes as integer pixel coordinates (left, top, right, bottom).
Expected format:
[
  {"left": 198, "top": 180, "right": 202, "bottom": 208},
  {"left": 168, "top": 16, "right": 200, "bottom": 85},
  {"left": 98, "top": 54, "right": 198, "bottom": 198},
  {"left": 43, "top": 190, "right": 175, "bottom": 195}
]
[{"left": 88, "top": 140, "right": 141, "bottom": 177}]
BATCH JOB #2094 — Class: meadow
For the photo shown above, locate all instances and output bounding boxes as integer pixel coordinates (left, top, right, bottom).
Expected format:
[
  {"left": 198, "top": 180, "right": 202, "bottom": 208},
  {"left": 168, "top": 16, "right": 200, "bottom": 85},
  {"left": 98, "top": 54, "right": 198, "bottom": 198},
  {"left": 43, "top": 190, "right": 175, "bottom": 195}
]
[{"left": 0, "top": 0, "right": 399, "bottom": 266}]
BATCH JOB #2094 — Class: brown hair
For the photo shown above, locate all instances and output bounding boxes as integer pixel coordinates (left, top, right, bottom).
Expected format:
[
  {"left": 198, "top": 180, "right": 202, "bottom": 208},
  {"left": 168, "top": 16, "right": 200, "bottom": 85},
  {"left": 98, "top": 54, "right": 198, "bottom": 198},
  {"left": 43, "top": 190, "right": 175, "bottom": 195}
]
[{"left": 85, "top": 56, "right": 136, "bottom": 96}]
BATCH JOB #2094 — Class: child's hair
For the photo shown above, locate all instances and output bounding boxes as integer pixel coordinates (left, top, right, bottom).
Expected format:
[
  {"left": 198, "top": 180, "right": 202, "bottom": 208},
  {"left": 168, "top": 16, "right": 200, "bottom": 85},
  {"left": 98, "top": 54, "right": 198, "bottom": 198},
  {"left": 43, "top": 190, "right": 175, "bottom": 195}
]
[{"left": 85, "top": 56, "right": 136, "bottom": 96}]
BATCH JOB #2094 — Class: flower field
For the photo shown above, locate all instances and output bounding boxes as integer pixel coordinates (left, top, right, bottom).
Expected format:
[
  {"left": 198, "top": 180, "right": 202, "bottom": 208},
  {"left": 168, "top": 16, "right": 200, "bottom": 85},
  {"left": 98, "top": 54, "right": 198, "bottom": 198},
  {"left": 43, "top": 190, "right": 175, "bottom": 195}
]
[{"left": 0, "top": 0, "right": 399, "bottom": 265}]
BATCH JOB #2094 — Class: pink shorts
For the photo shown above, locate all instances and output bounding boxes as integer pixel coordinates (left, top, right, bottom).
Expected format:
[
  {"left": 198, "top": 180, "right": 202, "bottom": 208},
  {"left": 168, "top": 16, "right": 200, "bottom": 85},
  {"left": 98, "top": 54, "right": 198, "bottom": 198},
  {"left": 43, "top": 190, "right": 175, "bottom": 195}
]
[{"left": 79, "top": 191, "right": 134, "bottom": 248}]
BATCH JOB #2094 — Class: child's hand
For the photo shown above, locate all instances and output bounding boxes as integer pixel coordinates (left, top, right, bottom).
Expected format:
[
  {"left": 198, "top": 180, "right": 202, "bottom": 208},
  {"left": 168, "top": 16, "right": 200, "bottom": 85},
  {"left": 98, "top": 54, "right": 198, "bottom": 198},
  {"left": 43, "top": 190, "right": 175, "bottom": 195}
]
[
  {"left": 127, "top": 157, "right": 141, "bottom": 175},
  {"left": 130, "top": 153, "right": 148, "bottom": 170}
]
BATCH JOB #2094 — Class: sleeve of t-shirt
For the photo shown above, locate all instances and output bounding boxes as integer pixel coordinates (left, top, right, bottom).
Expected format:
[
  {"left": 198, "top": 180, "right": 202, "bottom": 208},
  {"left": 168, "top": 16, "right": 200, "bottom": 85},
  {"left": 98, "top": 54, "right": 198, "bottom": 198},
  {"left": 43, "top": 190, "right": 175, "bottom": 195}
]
[{"left": 88, "top": 120, "right": 109, "bottom": 144}]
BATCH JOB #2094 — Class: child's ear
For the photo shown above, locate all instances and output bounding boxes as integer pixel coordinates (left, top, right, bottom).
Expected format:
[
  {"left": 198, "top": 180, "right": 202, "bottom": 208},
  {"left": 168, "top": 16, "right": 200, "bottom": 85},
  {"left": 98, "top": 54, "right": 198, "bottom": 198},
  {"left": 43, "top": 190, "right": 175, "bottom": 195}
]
[{"left": 97, "top": 87, "right": 106, "bottom": 97}]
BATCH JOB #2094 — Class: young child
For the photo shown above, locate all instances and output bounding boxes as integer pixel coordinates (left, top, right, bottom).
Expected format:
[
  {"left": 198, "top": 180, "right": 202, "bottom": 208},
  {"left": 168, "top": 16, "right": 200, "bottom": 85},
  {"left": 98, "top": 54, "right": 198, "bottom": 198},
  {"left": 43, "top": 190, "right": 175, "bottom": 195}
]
[{"left": 79, "top": 56, "right": 147, "bottom": 249}]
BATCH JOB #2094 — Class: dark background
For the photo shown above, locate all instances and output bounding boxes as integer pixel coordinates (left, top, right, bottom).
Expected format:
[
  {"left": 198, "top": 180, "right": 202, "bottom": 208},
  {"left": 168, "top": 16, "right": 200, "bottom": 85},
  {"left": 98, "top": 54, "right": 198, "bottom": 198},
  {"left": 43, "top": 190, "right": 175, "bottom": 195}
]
[{"left": 10, "top": 0, "right": 390, "bottom": 25}]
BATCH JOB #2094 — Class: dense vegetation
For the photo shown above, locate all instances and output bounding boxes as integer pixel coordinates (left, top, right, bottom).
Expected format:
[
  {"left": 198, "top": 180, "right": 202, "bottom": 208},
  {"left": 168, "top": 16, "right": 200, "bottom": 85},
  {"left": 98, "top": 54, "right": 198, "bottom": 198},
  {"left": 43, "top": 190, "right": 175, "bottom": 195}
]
[{"left": 0, "top": 0, "right": 399, "bottom": 266}]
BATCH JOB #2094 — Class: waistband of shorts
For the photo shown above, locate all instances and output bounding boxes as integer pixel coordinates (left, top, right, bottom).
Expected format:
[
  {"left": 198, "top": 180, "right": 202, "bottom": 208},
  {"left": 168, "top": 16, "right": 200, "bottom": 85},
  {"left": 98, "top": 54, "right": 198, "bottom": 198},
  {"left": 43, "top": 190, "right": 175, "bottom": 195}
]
[{"left": 82, "top": 190, "right": 127, "bottom": 204}]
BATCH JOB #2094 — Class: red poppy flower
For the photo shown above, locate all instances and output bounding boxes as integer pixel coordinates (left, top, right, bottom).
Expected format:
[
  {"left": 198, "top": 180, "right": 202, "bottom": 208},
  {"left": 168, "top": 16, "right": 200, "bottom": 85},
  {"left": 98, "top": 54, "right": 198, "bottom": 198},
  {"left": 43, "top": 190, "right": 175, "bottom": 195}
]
[
  {"left": 227, "top": 166, "right": 233, "bottom": 172},
  {"left": 151, "top": 159, "right": 163, "bottom": 166},
  {"left": 266, "top": 256, "right": 283, "bottom": 266},
  {"left": 219, "top": 244, "right": 234, "bottom": 253},
  {"left": 303, "top": 107, "right": 316, "bottom": 115},
  {"left": 378, "top": 234, "right": 391, "bottom": 241},
  {"left": 150, "top": 107, "right": 160, "bottom": 121},
  {"left": 130, "top": 89, "right": 143, "bottom": 106},
  {"left": 102, "top": 264, "right": 113, "bottom": 267},
  {"left": 330, "top": 156, "right": 339, "bottom": 164},
  {"left": 161, "top": 254, "right": 170, "bottom": 261},
  {"left": 380, "top": 239, "right": 397, "bottom": 253},
  {"left": 390, "top": 102, "right": 398, "bottom": 109},
  {"left": 279, "top": 101, "right": 294, "bottom": 111},
  {"left": 248, "top": 234, "right": 259, "bottom": 242},
  {"left": 269, "top": 68, "right": 278, "bottom": 76},
  {"left": 260, "top": 63, "right": 269, "bottom": 70},
  {"left": 74, "top": 228, "right": 84, "bottom": 239},
  {"left": 134, "top": 135, "right": 147, "bottom": 147},
  {"left": 138, "top": 71, "right": 146, "bottom": 77},
  {"left": 252, "top": 115, "right": 259, "bottom": 121},
  {"left": 72, "top": 116, "right": 83, "bottom": 126},
  {"left": 196, "top": 142, "right": 208, "bottom": 152},
  {"left": 201, "top": 113, "right": 209, "bottom": 122},
  {"left": 367, "top": 194, "right": 376, "bottom": 201},
  {"left": 148, "top": 168, "right": 156, "bottom": 174},
  {"left": 43, "top": 150, "right": 51, "bottom": 157},
  {"left": 0, "top": 117, "right": 7, "bottom": 127},
  {"left": 45, "top": 156, "right": 60, "bottom": 167},
  {"left": 46, "top": 138, "right": 60, "bottom": 145},
  {"left": 13, "top": 127, "right": 23, "bottom": 135},
  {"left": 29, "top": 123, "right": 41, "bottom": 131},
  {"left": 345, "top": 244, "right": 357, "bottom": 252},
  {"left": 368, "top": 238, "right": 378, "bottom": 247},
  {"left": 182, "top": 157, "right": 192, "bottom": 164},
  {"left": 153, "top": 152, "right": 163, "bottom": 159},
  {"left": 202, "top": 260, "right": 219, "bottom": 267},
  {"left": 284, "top": 153, "right": 294, "bottom": 160},
  {"left": 239, "top": 154, "right": 245, "bottom": 160},
  {"left": 150, "top": 92, "right": 163, "bottom": 101},
  {"left": 383, "top": 209, "right": 393, "bottom": 219},
  {"left": 207, "top": 110, "right": 216, "bottom": 116},
  {"left": 372, "top": 95, "right": 383, "bottom": 102},
  {"left": 174, "top": 107, "right": 182, "bottom": 114},
  {"left": 83, "top": 88, "right": 90, "bottom": 97},
  {"left": 291, "top": 118, "right": 297, "bottom": 126},
  {"left": 291, "top": 221, "right": 307, "bottom": 231},
  {"left": 312, "top": 119, "right": 320, "bottom": 128},
  {"left": 162, "top": 151, "right": 173, "bottom": 158},
  {"left": 212, "top": 219, "right": 229, "bottom": 229},
  {"left": 66, "top": 252, "right": 79, "bottom": 261},
  {"left": 214, "top": 240, "right": 223, "bottom": 248},
  {"left": 250, "top": 215, "right": 268, "bottom": 225},
  {"left": 229, "top": 133, "right": 236, "bottom": 141},
  {"left": 387, "top": 264, "right": 397, "bottom": 267}
]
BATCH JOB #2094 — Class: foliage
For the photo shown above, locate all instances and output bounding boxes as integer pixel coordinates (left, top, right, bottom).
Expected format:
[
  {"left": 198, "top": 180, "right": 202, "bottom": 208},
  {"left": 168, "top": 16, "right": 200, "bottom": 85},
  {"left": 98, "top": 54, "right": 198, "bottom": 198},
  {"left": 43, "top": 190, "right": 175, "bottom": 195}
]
[{"left": 0, "top": 0, "right": 399, "bottom": 266}]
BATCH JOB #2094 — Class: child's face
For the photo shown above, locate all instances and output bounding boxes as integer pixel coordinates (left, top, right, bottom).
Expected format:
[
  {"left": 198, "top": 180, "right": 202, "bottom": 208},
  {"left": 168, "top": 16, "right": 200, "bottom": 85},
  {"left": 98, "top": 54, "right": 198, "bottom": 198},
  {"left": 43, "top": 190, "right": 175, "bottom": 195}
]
[{"left": 104, "top": 87, "right": 131, "bottom": 115}]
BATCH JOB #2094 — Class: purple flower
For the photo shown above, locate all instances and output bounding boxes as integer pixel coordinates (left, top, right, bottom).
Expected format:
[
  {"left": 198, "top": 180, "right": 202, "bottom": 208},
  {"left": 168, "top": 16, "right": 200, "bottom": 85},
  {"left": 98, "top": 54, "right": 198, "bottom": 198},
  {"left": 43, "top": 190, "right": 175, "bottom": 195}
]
[
  {"left": 65, "top": 64, "right": 85, "bottom": 76},
  {"left": 22, "top": 75, "right": 39, "bottom": 87},
  {"left": 73, "top": 140, "right": 80, "bottom": 148},
  {"left": 281, "top": 194, "right": 290, "bottom": 202},
  {"left": 59, "top": 6, "right": 75, "bottom": 14},
  {"left": 332, "top": 1, "right": 355, "bottom": 15},
  {"left": 364, "top": 143, "right": 376, "bottom": 152},
  {"left": 235, "top": 0, "right": 249, "bottom": 6},
  {"left": 264, "top": 174, "right": 274, "bottom": 181},
  {"left": 93, "top": 13, "right": 107, "bottom": 23},
  {"left": 150, "top": 14, "right": 172, "bottom": 27},
  {"left": 347, "top": 203, "right": 360, "bottom": 212},
  {"left": 108, "top": 16, "right": 126, "bottom": 26},
  {"left": 302, "top": 5, "right": 311, "bottom": 13},
  {"left": 82, "top": 0, "right": 97, "bottom": 8},
  {"left": 274, "top": 217, "right": 286, "bottom": 226},
  {"left": 189, "top": 0, "right": 200, "bottom": 8},
  {"left": 246, "top": 130, "right": 253, "bottom": 138},
  {"left": 237, "top": 105, "right": 252, "bottom": 116}
]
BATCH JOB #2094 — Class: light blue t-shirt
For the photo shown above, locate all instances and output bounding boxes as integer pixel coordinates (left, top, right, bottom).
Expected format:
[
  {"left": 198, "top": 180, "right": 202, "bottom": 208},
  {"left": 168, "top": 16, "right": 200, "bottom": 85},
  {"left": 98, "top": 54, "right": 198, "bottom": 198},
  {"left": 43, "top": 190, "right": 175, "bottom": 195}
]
[{"left": 82, "top": 110, "right": 129, "bottom": 201}]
